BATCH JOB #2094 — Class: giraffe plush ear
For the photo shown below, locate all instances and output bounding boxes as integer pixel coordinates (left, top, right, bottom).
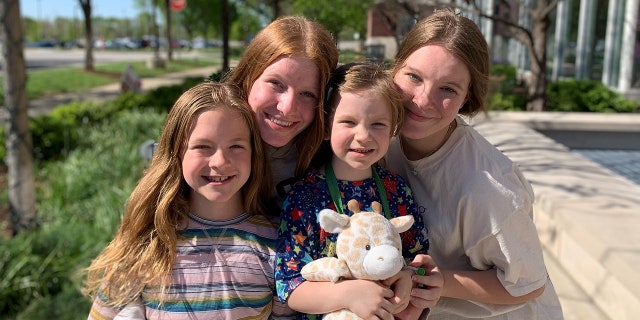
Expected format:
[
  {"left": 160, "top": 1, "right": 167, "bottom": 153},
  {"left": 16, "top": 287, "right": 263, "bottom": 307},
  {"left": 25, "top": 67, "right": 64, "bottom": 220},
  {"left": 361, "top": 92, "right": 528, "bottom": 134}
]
[
  {"left": 318, "top": 209, "right": 350, "bottom": 233},
  {"left": 389, "top": 215, "right": 415, "bottom": 234}
]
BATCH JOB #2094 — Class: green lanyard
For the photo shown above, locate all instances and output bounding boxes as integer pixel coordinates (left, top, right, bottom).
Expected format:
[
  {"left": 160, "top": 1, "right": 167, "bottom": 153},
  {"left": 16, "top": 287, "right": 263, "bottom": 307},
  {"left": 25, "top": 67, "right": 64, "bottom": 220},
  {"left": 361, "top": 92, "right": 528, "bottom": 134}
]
[{"left": 324, "top": 163, "right": 391, "bottom": 219}]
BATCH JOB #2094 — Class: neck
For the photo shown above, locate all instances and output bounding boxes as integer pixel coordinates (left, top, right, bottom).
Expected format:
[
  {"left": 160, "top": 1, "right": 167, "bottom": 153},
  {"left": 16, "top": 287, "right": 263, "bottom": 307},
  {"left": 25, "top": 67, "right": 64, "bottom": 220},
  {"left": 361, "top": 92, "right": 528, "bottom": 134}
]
[
  {"left": 402, "top": 120, "right": 456, "bottom": 161},
  {"left": 189, "top": 193, "right": 245, "bottom": 221},
  {"left": 329, "top": 157, "right": 373, "bottom": 181}
]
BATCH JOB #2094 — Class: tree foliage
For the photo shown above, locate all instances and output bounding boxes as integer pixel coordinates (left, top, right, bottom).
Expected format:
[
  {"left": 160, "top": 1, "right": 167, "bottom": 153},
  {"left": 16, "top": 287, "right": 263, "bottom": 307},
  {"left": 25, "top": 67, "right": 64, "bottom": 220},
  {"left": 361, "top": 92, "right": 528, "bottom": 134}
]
[
  {"left": 292, "top": 0, "right": 373, "bottom": 40},
  {"left": 177, "top": 0, "right": 237, "bottom": 40}
]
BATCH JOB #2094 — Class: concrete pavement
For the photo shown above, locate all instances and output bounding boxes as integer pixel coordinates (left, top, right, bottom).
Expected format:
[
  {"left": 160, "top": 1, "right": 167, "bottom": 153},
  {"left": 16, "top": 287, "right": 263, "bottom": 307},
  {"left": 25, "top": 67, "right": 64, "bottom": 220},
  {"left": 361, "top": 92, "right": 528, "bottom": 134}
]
[{"left": 473, "top": 112, "right": 640, "bottom": 320}]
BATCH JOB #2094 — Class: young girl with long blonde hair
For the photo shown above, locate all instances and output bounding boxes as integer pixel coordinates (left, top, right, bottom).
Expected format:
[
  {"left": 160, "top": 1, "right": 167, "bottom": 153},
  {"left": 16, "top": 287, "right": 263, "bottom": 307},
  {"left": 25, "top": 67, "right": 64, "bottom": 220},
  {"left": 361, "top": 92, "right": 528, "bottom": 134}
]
[{"left": 85, "top": 82, "right": 294, "bottom": 319}]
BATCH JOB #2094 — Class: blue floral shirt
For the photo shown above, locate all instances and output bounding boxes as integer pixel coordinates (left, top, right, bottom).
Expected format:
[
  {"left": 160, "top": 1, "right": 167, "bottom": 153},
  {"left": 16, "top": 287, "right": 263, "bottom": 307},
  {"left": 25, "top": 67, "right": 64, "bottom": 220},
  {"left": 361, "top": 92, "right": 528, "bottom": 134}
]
[{"left": 275, "top": 164, "right": 429, "bottom": 319}]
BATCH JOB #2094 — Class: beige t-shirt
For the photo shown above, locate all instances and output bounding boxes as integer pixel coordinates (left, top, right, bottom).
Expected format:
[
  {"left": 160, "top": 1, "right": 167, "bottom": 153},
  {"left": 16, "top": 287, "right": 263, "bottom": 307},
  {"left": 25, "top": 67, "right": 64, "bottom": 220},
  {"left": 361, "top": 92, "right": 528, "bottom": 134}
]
[{"left": 384, "top": 117, "right": 563, "bottom": 319}]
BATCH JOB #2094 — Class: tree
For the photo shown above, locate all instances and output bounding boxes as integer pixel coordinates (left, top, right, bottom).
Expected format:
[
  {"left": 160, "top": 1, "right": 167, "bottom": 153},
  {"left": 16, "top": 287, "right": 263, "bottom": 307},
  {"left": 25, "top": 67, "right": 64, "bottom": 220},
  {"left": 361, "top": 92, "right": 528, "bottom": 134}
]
[
  {"left": 78, "top": 0, "right": 94, "bottom": 71},
  {"left": 375, "top": 0, "right": 558, "bottom": 111},
  {"left": 150, "top": 0, "right": 164, "bottom": 67},
  {"left": 1, "top": 0, "right": 37, "bottom": 235},
  {"left": 221, "top": 0, "right": 230, "bottom": 72},
  {"left": 175, "top": 0, "right": 238, "bottom": 72},
  {"left": 235, "top": 0, "right": 294, "bottom": 21},
  {"left": 463, "top": 0, "right": 560, "bottom": 111},
  {"left": 164, "top": 0, "right": 173, "bottom": 61},
  {"left": 292, "top": 0, "right": 373, "bottom": 43}
]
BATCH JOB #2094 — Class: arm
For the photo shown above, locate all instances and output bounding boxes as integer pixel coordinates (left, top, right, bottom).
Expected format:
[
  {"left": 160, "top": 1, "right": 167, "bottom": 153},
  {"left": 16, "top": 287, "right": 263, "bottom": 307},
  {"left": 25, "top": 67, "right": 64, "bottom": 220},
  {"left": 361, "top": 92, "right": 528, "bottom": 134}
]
[
  {"left": 447, "top": 167, "right": 547, "bottom": 305},
  {"left": 88, "top": 296, "right": 120, "bottom": 320},
  {"left": 397, "top": 175, "right": 431, "bottom": 314},
  {"left": 381, "top": 173, "right": 432, "bottom": 316},
  {"left": 113, "top": 298, "right": 146, "bottom": 320},
  {"left": 287, "top": 278, "right": 396, "bottom": 319},
  {"left": 441, "top": 268, "right": 544, "bottom": 304}
]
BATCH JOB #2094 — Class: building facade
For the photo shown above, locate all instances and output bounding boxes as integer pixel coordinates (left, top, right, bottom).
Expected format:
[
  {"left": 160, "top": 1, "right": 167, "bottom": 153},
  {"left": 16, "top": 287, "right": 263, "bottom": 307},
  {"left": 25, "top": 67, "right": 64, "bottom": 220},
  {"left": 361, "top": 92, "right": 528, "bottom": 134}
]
[{"left": 368, "top": 0, "right": 640, "bottom": 100}]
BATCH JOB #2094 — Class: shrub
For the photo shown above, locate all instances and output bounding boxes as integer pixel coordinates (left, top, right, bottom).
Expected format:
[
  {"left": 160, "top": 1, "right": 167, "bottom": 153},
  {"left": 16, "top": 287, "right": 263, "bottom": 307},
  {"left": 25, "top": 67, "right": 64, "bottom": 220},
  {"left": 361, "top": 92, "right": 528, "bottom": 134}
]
[
  {"left": 0, "top": 73, "right": 220, "bottom": 164},
  {"left": 546, "top": 79, "right": 640, "bottom": 113},
  {"left": 488, "top": 63, "right": 527, "bottom": 111},
  {"left": 0, "top": 109, "right": 166, "bottom": 319}
]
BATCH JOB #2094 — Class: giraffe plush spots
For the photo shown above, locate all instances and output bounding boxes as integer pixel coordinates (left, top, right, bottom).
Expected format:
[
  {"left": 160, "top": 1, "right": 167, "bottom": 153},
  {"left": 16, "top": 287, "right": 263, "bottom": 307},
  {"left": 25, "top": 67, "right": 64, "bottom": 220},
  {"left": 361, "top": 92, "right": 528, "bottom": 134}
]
[{"left": 301, "top": 199, "right": 415, "bottom": 319}]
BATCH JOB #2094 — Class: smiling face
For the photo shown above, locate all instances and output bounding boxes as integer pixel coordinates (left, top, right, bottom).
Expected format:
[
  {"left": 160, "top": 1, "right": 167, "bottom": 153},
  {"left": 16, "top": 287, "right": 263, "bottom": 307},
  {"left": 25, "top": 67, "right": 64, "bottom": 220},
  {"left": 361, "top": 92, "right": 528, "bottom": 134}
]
[
  {"left": 329, "top": 91, "right": 393, "bottom": 181},
  {"left": 393, "top": 45, "right": 470, "bottom": 143},
  {"left": 181, "top": 108, "right": 252, "bottom": 218},
  {"left": 247, "top": 55, "right": 320, "bottom": 148}
]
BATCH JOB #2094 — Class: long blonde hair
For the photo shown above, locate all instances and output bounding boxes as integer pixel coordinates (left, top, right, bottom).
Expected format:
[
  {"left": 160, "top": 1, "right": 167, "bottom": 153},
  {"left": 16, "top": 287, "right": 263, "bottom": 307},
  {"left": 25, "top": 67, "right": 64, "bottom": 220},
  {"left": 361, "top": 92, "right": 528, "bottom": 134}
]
[
  {"left": 225, "top": 15, "right": 339, "bottom": 177},
  {"left": 392, "top": 8, "right": 490, "bottom": 116},
  {"left": 84, "top": 82, "right": 270, "bottom": 307}
]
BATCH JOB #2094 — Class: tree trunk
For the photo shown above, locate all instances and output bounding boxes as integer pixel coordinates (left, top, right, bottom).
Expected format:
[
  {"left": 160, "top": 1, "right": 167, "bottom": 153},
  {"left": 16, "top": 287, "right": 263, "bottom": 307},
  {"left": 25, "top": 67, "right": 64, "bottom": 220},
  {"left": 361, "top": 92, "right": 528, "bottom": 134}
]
[
  {"left": 463, "top": 0, "right": 557, "bottom": 112},
  {"left": 526, "top": 0, "right": 551, "bottom": 111},
  {"left": 149, "top": 0, "right": 166, "bottom": 68},
  {"left": 80, "top": 0, "right": 94, "bottom": 71},
  {"left": 221, "top": 0, "right": 230, "bottom": 73},
  {"left": 164, "top": 0, "right": 173, "bottom": 61},
  {"left": 0, "top": 0, "right": 37, "bottom": 234}
]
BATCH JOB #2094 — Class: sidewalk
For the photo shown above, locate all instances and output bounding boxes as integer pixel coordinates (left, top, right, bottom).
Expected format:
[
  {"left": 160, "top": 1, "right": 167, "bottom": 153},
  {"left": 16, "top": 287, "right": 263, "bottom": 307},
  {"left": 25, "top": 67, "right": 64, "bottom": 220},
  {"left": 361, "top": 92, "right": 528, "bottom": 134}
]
[{"left": 0, "top": 65, "right": 220, "bottom": 121}]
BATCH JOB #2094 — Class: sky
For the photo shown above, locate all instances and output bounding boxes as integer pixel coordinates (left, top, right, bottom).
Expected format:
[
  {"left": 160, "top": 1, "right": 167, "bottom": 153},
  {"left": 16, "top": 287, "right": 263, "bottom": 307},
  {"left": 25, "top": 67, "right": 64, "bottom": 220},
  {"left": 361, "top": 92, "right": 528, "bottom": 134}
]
[{"left": 21, "top": 0, "right": 140, "bottom": 20}]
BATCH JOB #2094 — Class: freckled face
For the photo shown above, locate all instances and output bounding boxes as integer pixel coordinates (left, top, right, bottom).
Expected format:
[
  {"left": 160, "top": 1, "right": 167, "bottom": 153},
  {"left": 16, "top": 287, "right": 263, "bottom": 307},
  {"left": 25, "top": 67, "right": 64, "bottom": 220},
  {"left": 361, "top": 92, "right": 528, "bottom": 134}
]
[
  {"left": 248, "top": 55, "right": 320, "bottom": 147},
  {"left": 393, "top": 45, "right": 470, "bottom": 142}
]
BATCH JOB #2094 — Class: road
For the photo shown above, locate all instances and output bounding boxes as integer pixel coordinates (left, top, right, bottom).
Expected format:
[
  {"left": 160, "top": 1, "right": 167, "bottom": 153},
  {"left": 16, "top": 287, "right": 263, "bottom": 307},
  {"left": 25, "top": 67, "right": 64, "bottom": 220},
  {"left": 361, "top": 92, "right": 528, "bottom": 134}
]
[{"left": 21, "top": 48, "right": 216, "bottom": 70}]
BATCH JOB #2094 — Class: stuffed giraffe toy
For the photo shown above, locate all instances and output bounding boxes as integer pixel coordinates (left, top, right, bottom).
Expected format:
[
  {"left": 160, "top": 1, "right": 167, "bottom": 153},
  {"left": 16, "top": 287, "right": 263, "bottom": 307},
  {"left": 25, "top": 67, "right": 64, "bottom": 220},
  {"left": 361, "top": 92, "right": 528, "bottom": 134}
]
[{"left": 301, "top": 199, "right": 415, "bottom": 319}]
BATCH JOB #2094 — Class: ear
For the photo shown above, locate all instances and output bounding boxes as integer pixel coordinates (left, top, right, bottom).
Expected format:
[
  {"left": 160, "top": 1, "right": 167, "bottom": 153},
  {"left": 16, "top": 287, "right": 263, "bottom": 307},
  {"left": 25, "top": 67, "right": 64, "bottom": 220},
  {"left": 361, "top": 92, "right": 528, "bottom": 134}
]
[
  {"left": 318, "top": 209, "right": 350, "bottom": 233},
  {"left": 389, "top": 215, "right": 414, "bottom": 234}
]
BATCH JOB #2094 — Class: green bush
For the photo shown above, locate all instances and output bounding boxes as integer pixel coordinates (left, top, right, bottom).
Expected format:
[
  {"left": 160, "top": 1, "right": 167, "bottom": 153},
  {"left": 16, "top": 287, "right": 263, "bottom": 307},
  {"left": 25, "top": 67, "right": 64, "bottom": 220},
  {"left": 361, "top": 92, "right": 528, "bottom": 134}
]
[
  {"left": 0, "top": 73, "right": 219, "bottom": 164},
  {"left": 0, "top": 110, "right": 166, "bottom": 318},
  {"left": 489, "top": 63, "right": 527, "bottom": 111},
  {"left": 546, "top": 79, "right": 640, "bottom": 113},
  {"left": 0, "top": 229, "right": 86, "bottom": 316}
]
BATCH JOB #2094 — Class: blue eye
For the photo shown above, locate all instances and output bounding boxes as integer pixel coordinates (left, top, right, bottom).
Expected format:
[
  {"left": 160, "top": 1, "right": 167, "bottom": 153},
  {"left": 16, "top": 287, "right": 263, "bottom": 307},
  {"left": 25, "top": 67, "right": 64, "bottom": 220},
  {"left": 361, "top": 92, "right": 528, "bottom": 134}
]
[{"left": 442, "top": 87, "right": 457, "bottom": 94}]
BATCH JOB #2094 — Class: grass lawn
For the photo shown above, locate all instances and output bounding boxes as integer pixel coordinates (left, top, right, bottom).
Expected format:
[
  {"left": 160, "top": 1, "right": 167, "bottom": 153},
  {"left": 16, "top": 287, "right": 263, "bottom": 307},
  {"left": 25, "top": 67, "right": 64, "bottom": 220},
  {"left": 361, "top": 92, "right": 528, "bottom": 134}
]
[{"left": 0, "top": 55, "right": 218, "bottom": 102}]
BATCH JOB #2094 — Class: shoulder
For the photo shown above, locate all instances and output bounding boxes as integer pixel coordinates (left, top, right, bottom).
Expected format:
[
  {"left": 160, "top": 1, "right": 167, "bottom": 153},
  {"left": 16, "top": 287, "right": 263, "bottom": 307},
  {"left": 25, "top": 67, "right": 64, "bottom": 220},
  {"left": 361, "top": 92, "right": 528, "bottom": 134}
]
[
  {"left": 375, "top": 163, "right": 407, "bottom": 183},
  {"left": 285, "top": 168, "right": 329, "bottom": 199},
  {"left": 291, "top": 167, "right": 324, "bottom": 188},
  {"left": 282, "top": 167, "right": 330, "bottom": 211},
  {"left": 442, "top": 125, "right": 534, "bottom": 210}
]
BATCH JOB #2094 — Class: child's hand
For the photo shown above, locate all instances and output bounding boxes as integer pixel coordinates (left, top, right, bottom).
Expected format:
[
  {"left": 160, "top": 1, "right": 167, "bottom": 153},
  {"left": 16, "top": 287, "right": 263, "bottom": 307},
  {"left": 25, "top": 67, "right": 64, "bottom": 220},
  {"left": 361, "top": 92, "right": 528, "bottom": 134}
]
[
  {"left": 382, "top": 269, "right": 414, "bottom": 314},
  {"left": 393, "top": 303, "right": 425, "bottom": 320},
  {"left": 344, "top": 279, "right": 396, "bottom": 320},
  {"left": 408, "top": 254, "right": 443, "bottom": 310}
]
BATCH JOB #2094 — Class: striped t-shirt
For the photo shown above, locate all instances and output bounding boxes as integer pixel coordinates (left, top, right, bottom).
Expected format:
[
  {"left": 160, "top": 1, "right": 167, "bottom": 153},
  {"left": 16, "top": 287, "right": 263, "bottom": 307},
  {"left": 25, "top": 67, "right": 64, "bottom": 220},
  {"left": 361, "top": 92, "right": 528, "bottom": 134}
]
[{"left": 88, "top": 213, "right": 296, "bottom": 320}]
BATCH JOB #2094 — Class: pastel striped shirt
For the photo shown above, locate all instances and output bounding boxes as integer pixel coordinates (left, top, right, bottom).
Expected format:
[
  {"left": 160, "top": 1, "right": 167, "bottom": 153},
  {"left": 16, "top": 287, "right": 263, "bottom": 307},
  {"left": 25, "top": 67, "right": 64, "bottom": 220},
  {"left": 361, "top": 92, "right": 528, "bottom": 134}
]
[{"left": 88, "top": 213, "right": 296, "bottom": 320}]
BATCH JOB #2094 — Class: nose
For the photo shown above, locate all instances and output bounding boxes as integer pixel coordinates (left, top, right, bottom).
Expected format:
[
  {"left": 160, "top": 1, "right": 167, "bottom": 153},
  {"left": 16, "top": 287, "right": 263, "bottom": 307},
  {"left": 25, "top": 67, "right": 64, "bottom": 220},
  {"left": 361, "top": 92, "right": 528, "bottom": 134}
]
[
  {"left": 208, "top": 149, "right": 229, "bottom": 168},
  {"left": 276, "top": 91, "right": 295, "bottom": 116},
  {"left": 412, "top": 84, "right": 432, "bottom": 108},
  {"left": 354, "top": 124, "right": 371, "bottom": 142}
]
